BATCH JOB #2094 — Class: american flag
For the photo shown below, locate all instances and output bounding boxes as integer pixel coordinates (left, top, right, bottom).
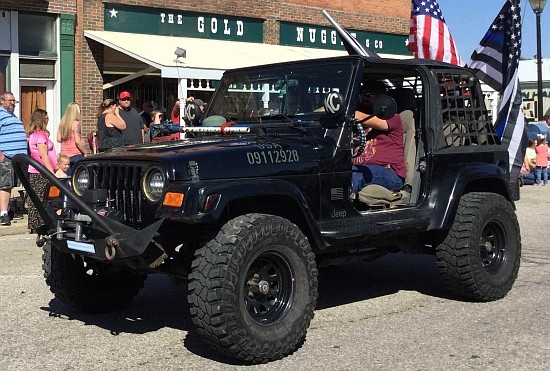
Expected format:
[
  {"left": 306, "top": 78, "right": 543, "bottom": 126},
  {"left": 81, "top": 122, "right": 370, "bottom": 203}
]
[
  {"left": 468, "top": 0, "right": 526, "bottom": 181},
  {"left": 408, "top": 0, "right": 463, "bottom": 65}
]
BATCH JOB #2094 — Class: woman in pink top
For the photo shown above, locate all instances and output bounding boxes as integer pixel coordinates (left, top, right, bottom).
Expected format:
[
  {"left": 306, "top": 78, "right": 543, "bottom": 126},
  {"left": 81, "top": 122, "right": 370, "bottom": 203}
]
[
  {"left": 534, "top": 136, "right": 548, "bottom": 185},
  {"left": 27, "top": 109, "right": 57, "bottom": 233},
  {"left": 57, "top": 102, "right": 85, "bottom": 173}
]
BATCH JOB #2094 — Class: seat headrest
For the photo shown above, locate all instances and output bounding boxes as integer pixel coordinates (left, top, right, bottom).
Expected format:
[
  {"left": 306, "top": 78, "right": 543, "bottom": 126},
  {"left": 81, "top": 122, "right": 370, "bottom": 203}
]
[{"left": 386, "top": 88, "right": 416, "bottom": 113}]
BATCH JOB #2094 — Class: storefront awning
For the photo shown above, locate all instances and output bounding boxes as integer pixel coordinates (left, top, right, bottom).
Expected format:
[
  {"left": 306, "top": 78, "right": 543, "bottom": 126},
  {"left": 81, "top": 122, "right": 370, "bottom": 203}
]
[{"left": 84, "top": 30, "right": 350, "bottom": 80}]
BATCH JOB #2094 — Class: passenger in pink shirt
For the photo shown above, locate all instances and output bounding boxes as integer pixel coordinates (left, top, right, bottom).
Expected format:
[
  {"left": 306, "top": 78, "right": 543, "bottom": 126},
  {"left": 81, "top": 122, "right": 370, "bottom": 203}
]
[
  {"left": 27, "top": 109, "right": 56, "bottom": 233},
  {"left": 534, "top": 136, "right": 548, "bottom": 185},
  {"left": 57, "top": 102, "right": 85, "bottom": 174}
]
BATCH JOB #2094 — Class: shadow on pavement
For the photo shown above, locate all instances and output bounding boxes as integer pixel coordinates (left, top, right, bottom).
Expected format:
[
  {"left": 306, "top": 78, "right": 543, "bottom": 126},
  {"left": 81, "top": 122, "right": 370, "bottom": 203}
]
[
  {"left": 39, "top": 251, "right": 451, "bottom": 363},
  {"left": 41, "top": 274, "right": 192, "bottom": 334},
  {"left": 316, "top": 252, "right": 451, "bottom": 310}
]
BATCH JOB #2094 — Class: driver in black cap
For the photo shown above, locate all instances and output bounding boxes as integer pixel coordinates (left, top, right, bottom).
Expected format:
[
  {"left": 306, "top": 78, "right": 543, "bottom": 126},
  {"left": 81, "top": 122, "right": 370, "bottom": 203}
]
[{"left": 351, "top": 79, "right": 405, "bottom": 193}]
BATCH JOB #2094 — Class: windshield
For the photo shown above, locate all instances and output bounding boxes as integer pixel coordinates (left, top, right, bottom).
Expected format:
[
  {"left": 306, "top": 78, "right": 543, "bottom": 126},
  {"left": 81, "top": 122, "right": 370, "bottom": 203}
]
[{"left": 206, "top": 61, "right": 354, "bottom": 123}]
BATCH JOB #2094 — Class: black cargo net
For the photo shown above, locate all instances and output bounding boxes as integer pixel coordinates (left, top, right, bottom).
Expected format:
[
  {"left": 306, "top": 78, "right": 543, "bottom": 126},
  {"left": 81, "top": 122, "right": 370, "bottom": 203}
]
[{"left": 435, "top": 70, "right": 500, "bottom": 147}]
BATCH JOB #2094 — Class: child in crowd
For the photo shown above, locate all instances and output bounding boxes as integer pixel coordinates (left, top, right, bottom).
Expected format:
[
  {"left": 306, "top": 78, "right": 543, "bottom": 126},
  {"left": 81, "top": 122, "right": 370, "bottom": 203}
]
[
  {"left": 526, "top": 139, "right": 536, "bottom": 166},
  {"left": 55, "top": 153, "right": 70, "bottom": 178},
  {"left": 534, "top": 136, "right": 548, "bottom": 186},
  {"left": 519, "top": 140, "right": 537, "bottom": 186}
]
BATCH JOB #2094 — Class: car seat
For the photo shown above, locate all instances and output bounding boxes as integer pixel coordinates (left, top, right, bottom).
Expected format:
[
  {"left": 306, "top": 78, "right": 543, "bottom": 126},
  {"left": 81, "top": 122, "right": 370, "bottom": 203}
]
[{"left": 357, "top": 88, "right": 417, "bottom": 207}]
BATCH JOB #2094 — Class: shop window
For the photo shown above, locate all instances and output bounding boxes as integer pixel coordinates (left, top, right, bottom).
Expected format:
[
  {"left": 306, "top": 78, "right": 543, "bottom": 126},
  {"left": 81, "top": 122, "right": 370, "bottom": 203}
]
[
  {"left": 0, "top": 11, "right": 11, "bottom": 51},
  {"left": 18, "top": 13, "right": 57, "bottom": 57},
  {"left": 0, "top": 55, "right": 8, "bottom": 92}
]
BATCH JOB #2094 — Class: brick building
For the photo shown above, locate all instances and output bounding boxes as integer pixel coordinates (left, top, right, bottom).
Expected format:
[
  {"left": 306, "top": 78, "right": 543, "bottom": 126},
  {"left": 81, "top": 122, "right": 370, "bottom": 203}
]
[
  {"left": 1, "top": 0, "right": 410, "bottom": 152},
  {"left": 1, "top": 0, "right": 76, "bottom": 136}
]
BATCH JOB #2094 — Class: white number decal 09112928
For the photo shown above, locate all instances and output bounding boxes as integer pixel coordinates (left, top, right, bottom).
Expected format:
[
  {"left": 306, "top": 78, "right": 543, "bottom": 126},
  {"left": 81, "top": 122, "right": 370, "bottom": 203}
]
[{"left": 246, "top": 149, "right": 300, "bottom": 165}]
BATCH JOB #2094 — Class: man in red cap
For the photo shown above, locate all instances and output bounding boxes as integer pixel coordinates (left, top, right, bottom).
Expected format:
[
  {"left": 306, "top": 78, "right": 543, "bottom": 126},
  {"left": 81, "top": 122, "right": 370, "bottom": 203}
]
[{"left": 118, "top": 91, "right": 145, "bottom": 145}]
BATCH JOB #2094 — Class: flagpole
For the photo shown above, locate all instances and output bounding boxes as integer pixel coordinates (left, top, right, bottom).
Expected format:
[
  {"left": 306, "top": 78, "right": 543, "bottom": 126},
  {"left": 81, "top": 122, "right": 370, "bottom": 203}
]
[
  {"left": 535, "top": 11, "right": 543, "bottom": 120},
  {"left": 529, "top": 0, "right": 547, "bottom": 121}
]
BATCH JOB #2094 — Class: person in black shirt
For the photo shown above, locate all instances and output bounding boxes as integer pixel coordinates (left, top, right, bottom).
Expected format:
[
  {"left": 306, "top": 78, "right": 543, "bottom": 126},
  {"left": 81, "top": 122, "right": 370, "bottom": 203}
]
[
  {"left": 96, "top": 98, "right": 126, "bottom": 152},
  {"left": 118, "top": 91, "right": 145, "bottom": 145}
]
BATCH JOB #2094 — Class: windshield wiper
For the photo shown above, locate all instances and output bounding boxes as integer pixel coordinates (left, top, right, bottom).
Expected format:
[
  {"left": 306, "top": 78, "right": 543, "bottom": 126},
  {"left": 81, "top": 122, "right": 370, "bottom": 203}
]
[
  {"left": 258, "top": 114, "right": 312, "bottom": 134},
  {"left": 259, "top": 113, "right": 296, "bottom": 123}
]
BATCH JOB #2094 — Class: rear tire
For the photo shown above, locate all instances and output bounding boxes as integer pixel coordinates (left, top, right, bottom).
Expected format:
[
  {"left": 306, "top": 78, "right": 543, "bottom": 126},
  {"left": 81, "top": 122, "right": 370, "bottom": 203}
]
[
  {"left": 42, "top": 243, "right": 146, "bottom": 312},
  {"left": 436, "top": 192, "right": 521, "bottom": 301},
  {"left": 187, "top": 213, "right": 318, "bottom": 363}
]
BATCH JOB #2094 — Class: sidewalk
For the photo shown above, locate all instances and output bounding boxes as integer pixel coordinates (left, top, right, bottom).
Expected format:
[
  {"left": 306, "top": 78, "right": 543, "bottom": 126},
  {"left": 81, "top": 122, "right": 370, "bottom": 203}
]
[
  {"left": 0, "top": 213, "right": 30, "bottom": 236},
  {"left": 0, "top": 186, "right": 31, "bottom": 236}
]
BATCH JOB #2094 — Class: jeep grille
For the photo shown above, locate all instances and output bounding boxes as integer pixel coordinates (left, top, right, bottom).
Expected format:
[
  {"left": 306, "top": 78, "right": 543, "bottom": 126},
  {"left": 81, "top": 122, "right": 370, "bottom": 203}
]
[{"left": 89, "top": 163, "right": 144, "bottom": 223}]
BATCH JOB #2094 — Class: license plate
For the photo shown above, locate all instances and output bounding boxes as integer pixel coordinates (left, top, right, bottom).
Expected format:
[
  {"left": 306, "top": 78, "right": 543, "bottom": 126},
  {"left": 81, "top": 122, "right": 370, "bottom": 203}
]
[{"left": 67, "top": 240, "right": 96, "bottom": 254}]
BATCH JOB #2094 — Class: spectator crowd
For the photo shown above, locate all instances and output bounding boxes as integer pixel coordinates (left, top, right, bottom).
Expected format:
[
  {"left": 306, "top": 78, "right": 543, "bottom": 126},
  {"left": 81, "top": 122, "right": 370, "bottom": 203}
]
[
  {"left": 0, "top": 90, "right": 206, "bottom": 234},
  {"left": 520, "top": 115, "right": 550, "bottom": 186}
]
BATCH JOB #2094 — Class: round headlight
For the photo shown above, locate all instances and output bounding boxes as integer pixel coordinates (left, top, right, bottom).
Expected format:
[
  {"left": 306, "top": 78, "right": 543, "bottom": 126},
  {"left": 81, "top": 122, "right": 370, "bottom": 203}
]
[
  {"left": 143, "top": 168, "right": 165, "bottom": 202},
  {"left": 72, "top": 166, "right": 89, "bottom": 196}
]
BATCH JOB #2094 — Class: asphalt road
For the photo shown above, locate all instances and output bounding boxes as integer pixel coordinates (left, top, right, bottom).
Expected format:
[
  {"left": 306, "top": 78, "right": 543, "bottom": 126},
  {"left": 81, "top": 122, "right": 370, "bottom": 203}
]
[{"left": 1, "top": 186, "right": 549, "bottom": 370}]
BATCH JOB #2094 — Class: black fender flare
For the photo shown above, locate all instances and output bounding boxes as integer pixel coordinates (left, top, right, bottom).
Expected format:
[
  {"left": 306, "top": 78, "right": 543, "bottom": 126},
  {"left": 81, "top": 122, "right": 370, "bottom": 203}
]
[
  {"left": 428, "top": 162, "right": 511, "bottom": 230},
  {"left": 159, "top": 178, "right": 326, "bottom": 250}
]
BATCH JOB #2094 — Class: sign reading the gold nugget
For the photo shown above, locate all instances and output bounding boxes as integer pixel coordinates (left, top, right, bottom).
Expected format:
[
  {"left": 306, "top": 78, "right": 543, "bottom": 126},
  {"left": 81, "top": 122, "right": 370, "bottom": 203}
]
[
  {"left": 104, "top": 4, "right": 263, "bottom": 43},
  {"left": 280, "top": 22, "right": 410, "bottom": 55}
]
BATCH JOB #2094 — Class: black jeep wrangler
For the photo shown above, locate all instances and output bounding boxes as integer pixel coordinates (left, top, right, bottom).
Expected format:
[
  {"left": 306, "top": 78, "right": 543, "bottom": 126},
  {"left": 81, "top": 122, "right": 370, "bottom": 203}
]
[{"left": 13, "top": 55, "right": 521, "bottom": 364}]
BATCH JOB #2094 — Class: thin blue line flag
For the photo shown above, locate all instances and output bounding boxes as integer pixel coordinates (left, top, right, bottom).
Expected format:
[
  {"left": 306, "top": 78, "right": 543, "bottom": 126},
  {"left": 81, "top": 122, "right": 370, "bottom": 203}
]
[{"left": 468, "top": 0, "right": 527, "bottom": 181}]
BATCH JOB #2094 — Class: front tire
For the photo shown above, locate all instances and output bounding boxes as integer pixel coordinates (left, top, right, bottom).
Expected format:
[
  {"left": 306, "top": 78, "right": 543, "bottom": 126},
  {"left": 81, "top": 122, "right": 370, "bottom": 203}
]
[
  {"left": 187, "top": 213, "right": 318, "bottom": 363},
  {"left": 42, "top": 243, "right": 147, "bottom": 312},
  {"left": 436, "top": 192, "right": 521, "bottom": 301}
]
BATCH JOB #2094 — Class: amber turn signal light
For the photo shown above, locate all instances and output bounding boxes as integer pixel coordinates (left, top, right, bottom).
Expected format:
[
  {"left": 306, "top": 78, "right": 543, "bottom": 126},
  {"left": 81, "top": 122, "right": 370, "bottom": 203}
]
[
  {"left": 47, "top": 186, "right": 61, "bottom": 199},
  {"left": 163, "top": 192, "right": 184, "bottom": 207}
]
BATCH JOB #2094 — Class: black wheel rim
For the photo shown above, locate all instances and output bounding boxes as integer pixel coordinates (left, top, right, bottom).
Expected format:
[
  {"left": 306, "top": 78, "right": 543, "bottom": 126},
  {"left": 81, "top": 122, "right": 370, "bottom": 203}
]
[
  {"left": 244, "top": 251, "right": 295, "bottom": 325},
  {"left": 479, "top": 219, "right": 507, "bottom": 274}
]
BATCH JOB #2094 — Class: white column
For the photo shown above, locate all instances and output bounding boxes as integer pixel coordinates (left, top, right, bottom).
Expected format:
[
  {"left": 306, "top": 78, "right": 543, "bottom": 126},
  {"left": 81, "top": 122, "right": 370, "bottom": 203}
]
[
  {"left": 9, "top": 11, "right": 20, "bottom": 118},
  {"left": 178, "top": 78, "right": 188, "bottom": 139}
]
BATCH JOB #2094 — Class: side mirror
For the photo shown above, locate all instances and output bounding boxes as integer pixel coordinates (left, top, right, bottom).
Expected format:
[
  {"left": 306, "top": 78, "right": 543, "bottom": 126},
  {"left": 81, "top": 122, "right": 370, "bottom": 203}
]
[
  {"left": 372, "top": 95, "right": 397, "bottom": 120},
  {"left": 323, "top": 91, "right": 346, "bottom": 117}
]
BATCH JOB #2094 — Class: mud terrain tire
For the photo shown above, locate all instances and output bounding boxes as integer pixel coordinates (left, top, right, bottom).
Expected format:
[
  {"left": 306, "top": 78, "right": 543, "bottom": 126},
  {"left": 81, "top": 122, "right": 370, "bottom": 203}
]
[
  {"left": 43, "top": 243, "right": 146, "bottom": 312},
  {"left": 187, "top": 213, "right": 318, "bottom": 363},
  {"left": 436, "top": 192, "right": 521, "bottom": 301}
]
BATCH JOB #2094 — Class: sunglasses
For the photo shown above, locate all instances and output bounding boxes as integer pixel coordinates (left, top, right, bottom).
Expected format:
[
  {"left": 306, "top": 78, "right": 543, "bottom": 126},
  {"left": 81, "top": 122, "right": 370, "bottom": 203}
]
[{"left": 120, "top": 98, "right": 131, "bottom": 102}]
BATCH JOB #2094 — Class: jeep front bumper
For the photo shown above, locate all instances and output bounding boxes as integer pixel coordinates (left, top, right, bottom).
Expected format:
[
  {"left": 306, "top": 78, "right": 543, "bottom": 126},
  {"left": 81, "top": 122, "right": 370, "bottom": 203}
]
[{"left": 12, "top": 154, "right": 164, "bottom": 262}]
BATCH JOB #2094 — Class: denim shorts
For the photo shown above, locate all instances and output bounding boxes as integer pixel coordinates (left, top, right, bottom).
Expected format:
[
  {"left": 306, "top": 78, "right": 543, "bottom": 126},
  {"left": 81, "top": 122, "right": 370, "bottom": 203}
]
[{"left": 0, "top": 157, "right": 14, "bottom": 190}]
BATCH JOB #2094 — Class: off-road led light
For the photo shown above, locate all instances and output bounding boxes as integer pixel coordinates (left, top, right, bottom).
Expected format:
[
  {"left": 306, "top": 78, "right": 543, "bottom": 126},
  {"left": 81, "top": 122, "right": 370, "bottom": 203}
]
[
  {"left": 143, "top": 168, "right": 165, "bottom": 202},
  {"left": 72, "top": 166, "right": 89, "bottom": 196}
]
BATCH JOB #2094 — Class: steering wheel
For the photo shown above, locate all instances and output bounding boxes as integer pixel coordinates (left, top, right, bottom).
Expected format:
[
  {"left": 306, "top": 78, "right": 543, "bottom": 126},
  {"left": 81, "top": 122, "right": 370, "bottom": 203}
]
[{"left": 352, "top": 119, "right": 367, "bottom": 158}]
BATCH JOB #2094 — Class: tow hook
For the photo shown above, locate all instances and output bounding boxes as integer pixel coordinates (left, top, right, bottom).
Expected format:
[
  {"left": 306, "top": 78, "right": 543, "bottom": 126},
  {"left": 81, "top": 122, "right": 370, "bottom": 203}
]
[{"left": 105, "top": 236, "right": 119, "bottom": 260}]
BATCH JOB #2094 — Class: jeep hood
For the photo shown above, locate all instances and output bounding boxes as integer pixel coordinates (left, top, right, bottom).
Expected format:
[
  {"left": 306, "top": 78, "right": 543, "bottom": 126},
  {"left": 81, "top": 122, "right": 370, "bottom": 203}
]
[{"left": 82, "top": 134, "right": 337, "bottom": 181}]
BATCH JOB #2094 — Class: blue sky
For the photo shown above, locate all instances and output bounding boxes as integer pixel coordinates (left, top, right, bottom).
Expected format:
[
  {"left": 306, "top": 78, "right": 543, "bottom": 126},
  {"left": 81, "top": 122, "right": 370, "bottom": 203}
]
[{"left": 440, "top": 0, "right": 549, "bottom": 61}]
